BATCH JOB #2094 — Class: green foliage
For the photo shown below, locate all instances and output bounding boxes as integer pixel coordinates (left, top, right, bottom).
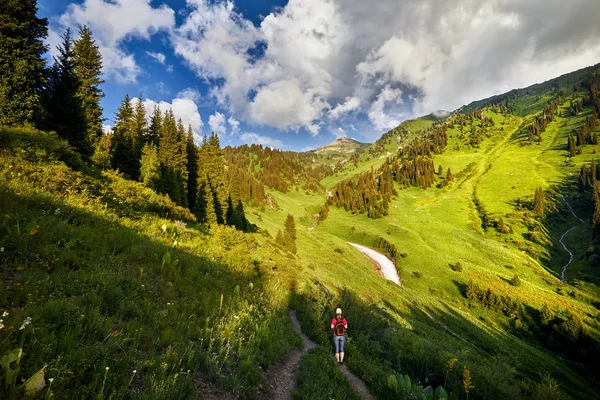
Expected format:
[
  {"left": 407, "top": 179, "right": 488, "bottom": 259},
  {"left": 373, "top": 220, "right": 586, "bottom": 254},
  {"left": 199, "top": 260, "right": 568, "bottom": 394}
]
[
  {"left": 0, "top": 0, "right": 48, "bottom": 127},
  {"left": 140, "top": 143, "right": 160, "bottom": 190},
  {"left": 284, "top": 214, "right": 297, "bottom": 254},
  {"left": 533, "top": 187, "right": 545, "bottom": 217},
  {"left": 0, "top": 348, "right": 23, "bottom": 389},
  {"left": 387, "top": 373, "right": 448, "bottom": 400},
  {"left": 465, "top": 281, "right": 522, "bottom": 318},
  {"left": 45, "top": 28, "right": 90, "bottom": 157},
  {"left": 451, "top": 262, "right": 463, "bottom": 272},
  {"left": 72, "top": 26, "right": 104, "bottom": 146},
  {"left": 292, "top": 347, "right": 362, "bottom": 400},
  {"left": 509, "top": 274, "right": 522, "bottom": 287}
]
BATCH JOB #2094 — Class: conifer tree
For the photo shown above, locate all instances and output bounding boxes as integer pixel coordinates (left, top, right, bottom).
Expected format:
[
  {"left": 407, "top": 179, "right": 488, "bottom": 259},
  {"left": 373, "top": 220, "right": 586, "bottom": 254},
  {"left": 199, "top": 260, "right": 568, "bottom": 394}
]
[
  {"left": 46, "top": 29, "right": 89, "bottom": 156},
  {"left": 203, "top": 181, "right": 217, "bottom": 225},
  {"left": 111, "top": 94, "right": 139, "bottom": 179},
  {"left": 73, "top": 26, "right": 104, "bottom": 146},
  {"left": 234, "top": 200, "right": 249, "bottom": 231},
  {"left": 593, "top": 182, "right": 600, "bottom": 238},
  {"left": 92, "top": 130, "right": 112, "bottom": 169},
  {"left": 140, "top": 144, "right": 160, "bottom": 190},
  {"left": 147, "top": 105, "right": 162, "bottom": 146},
  {"left": 157, "top": 110, "right": 188, "bottom": 206},
  {"left": 186, "top": 126, "right": 199, "bottom": 210},
  {"left": 284, "top": 214, "right": 297, "bottom": 254},
  {"left": 0, "top": 0, "right": 48, "bottom": 126},
  {"left": 275, "top": 229, "right": 284, "bottom": 246},
  {"left": 533, "top": 187, "right": 545, "bottom": 217}
]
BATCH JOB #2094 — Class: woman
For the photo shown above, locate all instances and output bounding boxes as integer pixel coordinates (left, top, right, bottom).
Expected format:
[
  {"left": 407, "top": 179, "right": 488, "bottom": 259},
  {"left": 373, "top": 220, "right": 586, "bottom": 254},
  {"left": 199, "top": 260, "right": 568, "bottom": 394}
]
[{"left": 331, "top": 307, "right": 348, "bottom": 365}]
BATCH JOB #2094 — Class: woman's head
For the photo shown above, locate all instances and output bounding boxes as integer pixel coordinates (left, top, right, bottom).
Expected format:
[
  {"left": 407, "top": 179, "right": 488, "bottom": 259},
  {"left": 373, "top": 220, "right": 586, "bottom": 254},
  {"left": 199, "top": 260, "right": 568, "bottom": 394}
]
[{"left": 336, "top": 307, "right": 342, "bottom": 316}]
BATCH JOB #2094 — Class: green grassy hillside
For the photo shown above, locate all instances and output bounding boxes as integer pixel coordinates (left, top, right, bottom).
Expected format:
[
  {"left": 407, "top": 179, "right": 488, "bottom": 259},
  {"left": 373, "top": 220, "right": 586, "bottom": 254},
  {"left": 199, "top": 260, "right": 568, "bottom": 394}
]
[{"left": 2, "top": 64, "right": 600, "bottom": 400}]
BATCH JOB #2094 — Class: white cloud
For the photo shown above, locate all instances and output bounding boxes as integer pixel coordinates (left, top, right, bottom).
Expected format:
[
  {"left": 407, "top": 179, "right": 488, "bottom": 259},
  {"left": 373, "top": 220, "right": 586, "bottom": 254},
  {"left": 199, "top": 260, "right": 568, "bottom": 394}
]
[
  {"left": 137, "top": 90, "right": 204, "bottom": 136},
  {"left": 171, "top": 0, "right": 600, "bottom": 135},
  {"left": 177, "top": 88, "right": 202, "bottom": 103},
  {"left": 240, "top": 132, "right": 284, "bottom": 149},
  {"left": 208, "top": 112, "right": 227, "bottom": 136},
  {"left": 228, "top": 116, "right": 240, "bottom": 133},
  {"left": 102, "top": 124, "right": 113, "bottom": 134},
  {"left": 334, "top": 127, "right": 346, "bottom": 139},
  {"left": 328, "top": 97, "right": 360, "bottom": 120},
  {"left": 166, "top": 65, "right": 174, "bottom": 73},
  {"left": 56, "top": 0, "right": 175, "bottom": 83},
  {"left": 146, "top": 51, "right": 166, "bottom": 64},
  {"left": 368, "top": 85, "right": 403, "bottom": 131}
]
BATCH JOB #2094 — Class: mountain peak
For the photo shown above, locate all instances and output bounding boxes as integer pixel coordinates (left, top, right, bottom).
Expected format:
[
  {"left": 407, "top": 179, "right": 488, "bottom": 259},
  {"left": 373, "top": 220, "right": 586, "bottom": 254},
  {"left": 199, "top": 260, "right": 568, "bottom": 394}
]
[{"left": 310, "top": 137, "right": 370, "bottom": 154}]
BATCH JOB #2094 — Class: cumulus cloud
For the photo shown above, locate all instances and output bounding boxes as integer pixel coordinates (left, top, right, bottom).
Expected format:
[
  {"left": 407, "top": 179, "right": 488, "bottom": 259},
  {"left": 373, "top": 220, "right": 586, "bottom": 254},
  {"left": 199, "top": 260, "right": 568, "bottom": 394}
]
[
  {"left": 240, "top": 132, "right": 284, "bottom": 149},
  {"left": 208, "top": 112, "right": 227, "bottom": 136},
  {"left": 56, "top": 0, "right": 175, "bottom": 83},
  {"left": 102, "top": 124, "right": 113, "bottom": 134},
  {"left": 368, "top": 85, "right": 403, "bottom": 131},
  {"left": 228, "top": 116, "right": 240, "bottom": 133},
  {"left": 334, "top": 127, "right": 346, "bottom": 139},
  {"left": 137, "top": 90, "right": 204, "bottom": 136},
  {"left": 146, "top": 51, "right": 166, "bottom": 64},
  {"left": 171, "top": 0, "right": 600, "bottom": 135},
  {"left": 329, "top": 97, "right": 361, "bottom": 120}
]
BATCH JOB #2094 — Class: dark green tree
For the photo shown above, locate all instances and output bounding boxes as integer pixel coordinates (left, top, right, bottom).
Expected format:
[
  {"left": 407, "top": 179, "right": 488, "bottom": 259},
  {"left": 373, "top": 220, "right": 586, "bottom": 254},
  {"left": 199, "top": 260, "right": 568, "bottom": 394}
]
[
  {"left": 73, "top": 26, "right": 104, "bottom": 146},
  {"left": 46, "top": 29, "right": 89, "bottom": 156},
  {"left": 0, "top": 0, "right": 48, "bottom": 126},
  {"left": 157, "top": 111, "right": 188, "bottom": 206},
  {"left": 186, "top": 125, "right": 199, "bottom": 210},
  {"left": 111, "top": 94, "right": 139, "bottom": 179},
  {"left": 533, "top": 187, "right": 545, "bottom": 217},
  {"left": 147, "top": 105, "right": 162, "bottom": 146},
  {"left": 284, "top": 214, "right": 297, "bottom": 254}
]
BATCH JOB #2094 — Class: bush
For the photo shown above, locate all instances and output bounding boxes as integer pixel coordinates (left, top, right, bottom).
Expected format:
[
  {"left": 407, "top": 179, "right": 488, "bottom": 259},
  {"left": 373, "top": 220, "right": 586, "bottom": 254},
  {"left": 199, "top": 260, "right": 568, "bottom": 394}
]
[
  {"left": 509, "top": 275, "right": 522, "bottom": 287},
  {"left": 451, "top": 262, "right": 463, "bottom": 272},
  {"left": 413, "top": 271, "right": 423, "bottom": 279}
]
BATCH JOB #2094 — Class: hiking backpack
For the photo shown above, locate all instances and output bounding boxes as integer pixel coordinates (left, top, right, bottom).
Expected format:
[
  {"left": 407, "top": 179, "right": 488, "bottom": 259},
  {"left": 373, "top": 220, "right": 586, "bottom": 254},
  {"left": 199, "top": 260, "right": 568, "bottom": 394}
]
[{"left": 335, "top": 318, "right": 346, "bottom": 336}]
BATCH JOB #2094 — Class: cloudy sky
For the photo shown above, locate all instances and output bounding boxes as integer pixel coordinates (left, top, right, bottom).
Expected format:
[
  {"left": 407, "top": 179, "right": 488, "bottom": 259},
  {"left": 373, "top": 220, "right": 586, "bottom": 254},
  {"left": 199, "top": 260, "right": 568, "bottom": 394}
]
[{"left": 39, "top": 0, "right": 600, "bottom": 151}]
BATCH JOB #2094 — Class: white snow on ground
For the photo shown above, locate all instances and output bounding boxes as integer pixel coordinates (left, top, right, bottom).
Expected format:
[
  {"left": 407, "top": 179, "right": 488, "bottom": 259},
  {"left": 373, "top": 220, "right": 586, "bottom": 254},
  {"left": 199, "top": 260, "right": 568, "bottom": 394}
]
[{"left": 348, "top": 243, "right": 400, "bottom": 285}]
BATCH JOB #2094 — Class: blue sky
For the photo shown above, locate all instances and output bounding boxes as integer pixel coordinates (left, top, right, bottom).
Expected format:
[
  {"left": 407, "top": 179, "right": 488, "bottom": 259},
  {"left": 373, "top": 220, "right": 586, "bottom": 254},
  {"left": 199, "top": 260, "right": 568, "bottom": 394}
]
[{"left": 39, "top": 0, "right": 600, "bottom": 151}]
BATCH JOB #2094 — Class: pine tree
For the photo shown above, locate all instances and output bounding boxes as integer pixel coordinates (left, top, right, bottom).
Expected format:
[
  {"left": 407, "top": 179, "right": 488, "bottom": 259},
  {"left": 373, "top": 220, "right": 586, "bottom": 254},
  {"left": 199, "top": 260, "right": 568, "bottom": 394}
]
[
  {"left": 234, "top": 200, "right": 249, "bottom": 231},
  {"left": 0, "top": 0, "right": 48, "bottom": 126},
  {"left": 140, "top": 144, "right": 160, "bottom": 190},
  {"left": 46, "top": 29, "right": 89, "bottom": 156},
  {"left": 203, "top": 181, "right": 217, "bottom": 225},
  {"left": 284, "top": 214, "right": 297, "bottom": 254},
  {"left": 111, "top": 94, "right": 139, "bottom": 179},
  {"left": 73, "top": 26, "right": 104, "bottom": 146},
  {"left": 186, "top": 126, "right": 199, "bottom": 210},
  {"left": 533, "top": 187, "right": 545, "bottom": 217},
  {"left": 593, "top": 182, "right": 600, "bottom": 238},
  {"left": 275, "top": 229, "right": 284, "bottom": 246},
  {"left": 92, "top": 131, "right": 112, "bottom": 169},
  {"left": 147, "top": 105, "right": 162, "bottom": 146}
]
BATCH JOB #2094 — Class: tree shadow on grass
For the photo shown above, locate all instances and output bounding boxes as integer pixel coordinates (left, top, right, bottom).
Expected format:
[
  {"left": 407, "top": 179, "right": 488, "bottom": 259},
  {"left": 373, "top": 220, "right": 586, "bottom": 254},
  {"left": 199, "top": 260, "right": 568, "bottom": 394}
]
[
  {"left": 294, "top": 282, "right": 599, "bottom": 400},
  {"left": 0, "top": 186, "right": 301, "bottom": 399}
]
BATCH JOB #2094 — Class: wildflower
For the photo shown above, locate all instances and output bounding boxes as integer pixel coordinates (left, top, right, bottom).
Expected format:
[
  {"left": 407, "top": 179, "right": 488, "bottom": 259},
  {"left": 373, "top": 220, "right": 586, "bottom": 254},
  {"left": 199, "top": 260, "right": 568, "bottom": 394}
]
[
  {"left": 2, "top": 311, "right": 8, "bottom": 317},
  {"left": 106, "top": 367, "right": 110, "bottom": 371},
  {"left": 233, "top": 315, "right": 239, "bottom": 319},
  {"left": 19, "top": 316, "right": 32, "bottom": 330},
  {"left": 0, "top": 247, "right": 4, "bottom": 252},
  {"left": 55, "top": 208, "right": 61, "bottom": 216},
  {"left": 49, "top": 378, "right": 54, "bottom": 383},
  {"left": 161, "top": 224, "right": 167, "bottom": 232},
  {"left": 133, "top": 370, "right": 137, "bottom": 374},
  {"left": 0, "top": 322, "right": 4, "bottom": 330}
]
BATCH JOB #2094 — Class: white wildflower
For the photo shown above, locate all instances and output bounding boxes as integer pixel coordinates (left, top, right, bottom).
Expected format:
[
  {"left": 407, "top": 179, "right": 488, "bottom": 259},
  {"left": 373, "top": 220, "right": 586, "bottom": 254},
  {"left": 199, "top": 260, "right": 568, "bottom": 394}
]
[
  {"left": 161, "top": 224, "right": 167, "bottom": 232},
  {"left": 2, "top": 311, "right": 7, "bottom": 317},
  {"left": 19, "top": 316, "right": 32, "bottom": 330},
  {"left": 233, "top": 315, "right": 239, "bottom": 319},
  {"left": 133, "top": 370, "right": 137, "bottom": 374},
  {"left": 0, "top": 247, "right": 4, "bottom": 252},
  {"left": 105, "top": 367, "right": 110, "bottom": 371},
  {"left": 49, "top": 378, "right": 54, "bottom": 383},
  {"left": 54, "top": 208, "right": 61, "bottom": 216}
]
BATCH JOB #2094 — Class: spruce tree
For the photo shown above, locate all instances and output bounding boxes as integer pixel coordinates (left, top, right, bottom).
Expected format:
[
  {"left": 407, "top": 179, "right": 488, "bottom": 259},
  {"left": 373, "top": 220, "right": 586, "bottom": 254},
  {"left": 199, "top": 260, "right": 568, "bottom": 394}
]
[
  {"left": 157, "top": 111, "right": 188, "bottom": 206},
  {"left": 593, "top": 182, "right": 600, "bottom": 238},
  {"left": 533, "top": 187, "right": 545, "bottom": 217},
  {"left": 111, "top": 94, "right": 139, "bottom": 179},
  {"left": 140, "top": 144, "right": 160, "bottom": 190},
  {"left": 284, "top": 214, "right": 297, "bottom": 254},
  {"left": 73, "top": 26, "right": 104, "bottom": 146},
  {"left": 46, "top": 29, "right": 89, "bottom": 156},
  {"left": 92, "top": 131, "right": 112, "bottom": 169},
  {"left": 147, "top": 105, "right": 162, "bottom": 146},
  {"left": 186, "top": 125, "right": 199, "bottom": 210},
  {"left": 203, "top": 181, "right": 217, "bottom": 225},
  {"left": 0, "top": 0, "right": 48, "bottom": 126}
]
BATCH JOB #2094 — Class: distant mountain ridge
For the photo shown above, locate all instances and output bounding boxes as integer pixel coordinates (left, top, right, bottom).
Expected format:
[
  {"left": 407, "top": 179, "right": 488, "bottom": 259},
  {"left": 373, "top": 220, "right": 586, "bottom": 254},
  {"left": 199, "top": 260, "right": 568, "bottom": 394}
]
[{"left": 309, "top": 137, "right": 370, "bottom": 154}]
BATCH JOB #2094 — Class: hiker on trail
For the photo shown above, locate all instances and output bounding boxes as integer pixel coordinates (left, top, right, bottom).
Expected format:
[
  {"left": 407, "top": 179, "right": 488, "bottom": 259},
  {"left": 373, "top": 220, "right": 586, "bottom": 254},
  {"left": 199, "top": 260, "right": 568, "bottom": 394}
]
[{"left": 331, "top": 307, "right": 348, "bottom": 365}]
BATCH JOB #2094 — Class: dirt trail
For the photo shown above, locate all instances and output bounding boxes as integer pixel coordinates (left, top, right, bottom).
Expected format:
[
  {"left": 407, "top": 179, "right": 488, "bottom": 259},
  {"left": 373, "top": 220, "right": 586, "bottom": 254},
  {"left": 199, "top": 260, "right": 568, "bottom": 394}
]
[
  {"left": 266, "top": 310, "right": 374, "bottom": 400},
  {"left": 266, "top": 310, "right": 316, "bottom": 400}
]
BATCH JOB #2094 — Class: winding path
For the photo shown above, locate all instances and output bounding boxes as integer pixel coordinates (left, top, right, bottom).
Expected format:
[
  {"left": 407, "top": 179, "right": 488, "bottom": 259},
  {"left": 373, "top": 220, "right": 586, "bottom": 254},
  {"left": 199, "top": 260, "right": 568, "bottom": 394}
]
[
  {"left": 266, "top": 310, "right": 374, "bottom": 400},
  {"left": 557, "top": 193, "right": 585, "bottom": 282}
]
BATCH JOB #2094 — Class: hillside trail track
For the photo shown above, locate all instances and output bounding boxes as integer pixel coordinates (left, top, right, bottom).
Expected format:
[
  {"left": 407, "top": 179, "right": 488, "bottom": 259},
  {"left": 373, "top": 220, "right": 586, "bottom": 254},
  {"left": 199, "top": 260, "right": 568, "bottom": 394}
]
[
  {"left": 266, "top": 310, "right": 374, "bottom": 400},
  {"left": 557, "top": 193, "right": 585, "bottom": 282}
]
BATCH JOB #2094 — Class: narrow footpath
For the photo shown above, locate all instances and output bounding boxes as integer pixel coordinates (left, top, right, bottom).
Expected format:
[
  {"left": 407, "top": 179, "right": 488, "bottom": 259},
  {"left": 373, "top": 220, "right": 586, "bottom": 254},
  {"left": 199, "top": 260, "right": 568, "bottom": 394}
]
[{"left": 266, "top": 310, "right": 374, "bottom": 400}]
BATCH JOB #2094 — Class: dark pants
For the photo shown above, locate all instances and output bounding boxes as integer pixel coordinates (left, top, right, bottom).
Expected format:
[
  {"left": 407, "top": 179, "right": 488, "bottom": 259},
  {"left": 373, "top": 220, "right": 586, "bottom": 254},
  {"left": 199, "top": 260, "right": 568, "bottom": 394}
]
[{"left": 333, "top": 335, "right": 346, "bottom": 353}]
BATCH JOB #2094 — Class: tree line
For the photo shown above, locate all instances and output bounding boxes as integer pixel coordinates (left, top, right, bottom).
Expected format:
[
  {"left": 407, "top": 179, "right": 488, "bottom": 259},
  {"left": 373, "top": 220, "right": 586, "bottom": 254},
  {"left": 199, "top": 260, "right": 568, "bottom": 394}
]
[
  {"left": 327, "top": 123, "right": 450, "bottom": 219},
  {"left": 0, "top": 1, "right": 253, "bottom": 231}
]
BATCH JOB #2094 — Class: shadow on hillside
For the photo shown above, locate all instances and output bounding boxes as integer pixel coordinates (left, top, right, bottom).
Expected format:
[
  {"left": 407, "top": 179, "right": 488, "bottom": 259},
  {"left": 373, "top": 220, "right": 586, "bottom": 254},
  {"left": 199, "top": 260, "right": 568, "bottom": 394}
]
[
  {"left": 293, "top": 282, "right": 598, "bottom": 400},
  {"left": 0, "top": 186, "right": 300, "bottom": 398}
]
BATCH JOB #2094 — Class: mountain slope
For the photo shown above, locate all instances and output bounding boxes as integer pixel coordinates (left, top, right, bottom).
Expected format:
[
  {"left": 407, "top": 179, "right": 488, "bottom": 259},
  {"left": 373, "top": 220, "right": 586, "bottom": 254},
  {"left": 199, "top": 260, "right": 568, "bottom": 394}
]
[{"left": 309, "top": 137, "right": 370, "bottom": 154}]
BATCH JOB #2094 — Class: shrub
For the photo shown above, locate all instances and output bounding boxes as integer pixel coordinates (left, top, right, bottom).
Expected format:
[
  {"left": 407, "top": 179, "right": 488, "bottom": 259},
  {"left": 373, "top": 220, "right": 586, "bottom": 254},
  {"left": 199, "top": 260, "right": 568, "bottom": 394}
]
[
  {"left": 413, "top": 271, "right": 424, "bottom": 279},
  {"left": 452, "top": 262, "right": 463, "bottom": 272},
  {"left": 509, "top": 275, "right": 522, "bottom": 287}
]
